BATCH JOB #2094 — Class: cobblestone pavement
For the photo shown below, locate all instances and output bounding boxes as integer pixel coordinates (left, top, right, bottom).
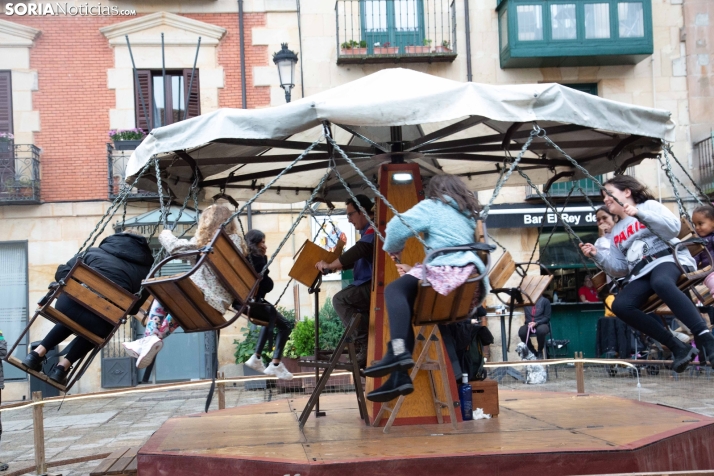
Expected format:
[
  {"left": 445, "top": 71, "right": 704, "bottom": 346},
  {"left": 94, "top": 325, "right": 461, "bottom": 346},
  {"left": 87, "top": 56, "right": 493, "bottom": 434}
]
[
  {"left": 0, "top": 384, "right": 306, "bottom": 476},
  {"left": 3, "top": 364, "right": 714, "bottom": 475}
]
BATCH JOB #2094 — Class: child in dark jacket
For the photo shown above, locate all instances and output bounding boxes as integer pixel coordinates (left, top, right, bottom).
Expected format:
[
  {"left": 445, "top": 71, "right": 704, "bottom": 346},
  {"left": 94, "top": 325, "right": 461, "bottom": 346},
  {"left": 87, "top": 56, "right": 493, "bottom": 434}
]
[
  {"left": 21, "top": 232, "right": 154, "bottom": 385},
  {"left": 692, "top": 204, "right": 714, "bottom": 296}
]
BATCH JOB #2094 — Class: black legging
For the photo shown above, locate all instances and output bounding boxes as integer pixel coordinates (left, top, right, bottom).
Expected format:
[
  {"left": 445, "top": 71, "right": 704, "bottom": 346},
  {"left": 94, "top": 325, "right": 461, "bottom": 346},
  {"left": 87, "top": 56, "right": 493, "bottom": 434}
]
[
  {"left": 40, "top": 295, "right": 115, "bottom": 364},
  {"left": 385, "top": 275, "right": 421, "bottom": 354},
  {"left": 518, "top": 323, "right": 549, "bottom": 355},
  {"left": 252, "top": 302, "right": 292, "bottom": 360},
  {"left": 612, "top": 261, "right": 707, "bottom": 347}
]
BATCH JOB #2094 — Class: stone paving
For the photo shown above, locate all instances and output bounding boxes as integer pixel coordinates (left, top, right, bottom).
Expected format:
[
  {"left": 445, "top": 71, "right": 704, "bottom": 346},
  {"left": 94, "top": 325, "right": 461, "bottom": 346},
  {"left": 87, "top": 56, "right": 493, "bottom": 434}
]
[{"left": 2, "top": 365, "right": 714, "bottom": 475}]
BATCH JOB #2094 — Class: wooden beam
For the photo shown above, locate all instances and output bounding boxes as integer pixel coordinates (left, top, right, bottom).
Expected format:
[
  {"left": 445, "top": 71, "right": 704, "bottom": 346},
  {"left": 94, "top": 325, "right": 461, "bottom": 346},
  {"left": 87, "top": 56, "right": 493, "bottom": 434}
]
[
  {"left": 33, "top": 391, "right": 46, "bottom": 475},
  {"left": 427, "top": 152, "right": 569, "bottom": 167},
  {"left": 335, "top": 124, "right": 390, "bottom": 153},
  {"left": 415, "top": 124, "right": 592, "bottom": 152},
  {"left": 160, "top": 153, "right": 333, "bottom": 167},
  {"left": 404, "top": 116, "right": 487, "bottom": 151},
  {"left": 200, "top": 161, "right": 332, "bottom": 187},
  {"left": 501, "top": 122, "right": 525, "bottom": 150},
  {"left": 212, "top": 138, "right": 374, "bottom": 155}
]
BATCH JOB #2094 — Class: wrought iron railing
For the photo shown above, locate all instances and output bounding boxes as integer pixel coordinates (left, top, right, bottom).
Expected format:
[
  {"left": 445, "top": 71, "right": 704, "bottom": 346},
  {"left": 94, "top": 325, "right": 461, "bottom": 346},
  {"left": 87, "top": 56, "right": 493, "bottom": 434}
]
[
  {"left": 526, "top": 176, "right": 604, "bottom": 201},
  {"left": 694, "top": 135, "right": 714, "bottom": 196},
  {"left": 107, "top": 143, "right": 159, "bottom": 200},
  {"left": 0, "top": 143, "right": 41, "bottom": 205},
  {"left": 335, "top": 0, "right": 457, "bottom": 64}
]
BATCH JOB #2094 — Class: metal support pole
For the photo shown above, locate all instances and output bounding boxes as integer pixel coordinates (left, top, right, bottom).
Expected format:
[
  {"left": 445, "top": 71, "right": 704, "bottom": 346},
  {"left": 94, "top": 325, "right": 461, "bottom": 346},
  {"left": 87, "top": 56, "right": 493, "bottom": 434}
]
[
  {"left": 575, "top": 352, "right": 585, "bottom": 394},
  {"left": 217, "top": 372, "right": 226, "bottom": 410},
  {"left": 32, "top": 391, "right": 46, "bottom": 475},
  {"left": 238, "top": 0, "right": 248, "bottom": 109},
  {"left": 313, "top": 281, "right": 325, "bottom": 417},
  {"left": 126, "top": 35, "right": 150, "bottom": 130},
  {"left": 183, "top": 37, "right": 202, "bottom": 121},
  {"left": 161, "top": 33, "right": 167, "bottom": 127}
]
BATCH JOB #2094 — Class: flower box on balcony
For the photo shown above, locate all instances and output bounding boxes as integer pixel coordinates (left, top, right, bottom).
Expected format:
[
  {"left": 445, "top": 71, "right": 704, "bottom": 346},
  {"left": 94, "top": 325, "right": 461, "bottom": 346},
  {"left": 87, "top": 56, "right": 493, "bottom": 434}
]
[
  {"left": 373, "top": 46, "right": 399, "bottom": 55},
  {"left": 340, "top": 47, "right": 368, "bottom": 56},
  {"left": 113, "top": 140, "right": 143, "bottom": 151},
  {"left": 405, "top": 46, "right": 431, "bottom": 54}
]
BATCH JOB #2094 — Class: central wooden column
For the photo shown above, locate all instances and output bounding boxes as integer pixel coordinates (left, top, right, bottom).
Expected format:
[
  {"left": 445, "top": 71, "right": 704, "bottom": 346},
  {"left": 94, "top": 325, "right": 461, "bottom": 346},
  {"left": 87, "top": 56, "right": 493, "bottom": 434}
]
[{"left": 365, "top": 163, "right": 461, "bottom": 426}]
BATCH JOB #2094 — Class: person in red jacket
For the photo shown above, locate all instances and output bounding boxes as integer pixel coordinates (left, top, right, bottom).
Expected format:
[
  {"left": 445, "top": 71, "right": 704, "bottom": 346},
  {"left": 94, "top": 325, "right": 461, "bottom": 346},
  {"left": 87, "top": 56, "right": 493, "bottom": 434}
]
[{"left": 578, "top": 275, "right": 600, "bottom": 303}]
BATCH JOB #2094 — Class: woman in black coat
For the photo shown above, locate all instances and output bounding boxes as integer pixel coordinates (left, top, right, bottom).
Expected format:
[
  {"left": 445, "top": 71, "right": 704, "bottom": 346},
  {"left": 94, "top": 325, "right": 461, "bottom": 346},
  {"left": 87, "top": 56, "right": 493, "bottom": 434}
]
[{"left": 22, "top": 232, "right": 153, "bottom": 384}]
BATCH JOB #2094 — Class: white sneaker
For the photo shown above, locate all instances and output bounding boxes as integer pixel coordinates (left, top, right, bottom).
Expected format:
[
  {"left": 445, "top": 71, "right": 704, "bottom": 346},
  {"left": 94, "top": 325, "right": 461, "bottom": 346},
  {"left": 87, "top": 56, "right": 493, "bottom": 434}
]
[
  {"left": 263, "top": 362, "right": 293, "bottom": 380},
  {"left": 245, "top": 354, "right": 266, "bottom": 373},
  {"left": 136, "top": 336, "right": 163, "bottom": 369},
  {"left": 122, "top": 338, "right": 143, "bottom": 359}
]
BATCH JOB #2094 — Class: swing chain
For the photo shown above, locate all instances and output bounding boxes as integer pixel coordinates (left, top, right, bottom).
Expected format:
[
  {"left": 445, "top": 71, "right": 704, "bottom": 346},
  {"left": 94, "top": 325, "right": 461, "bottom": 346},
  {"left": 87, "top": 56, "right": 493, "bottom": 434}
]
[
  {"left": 222, "top": 135, "right": 326, "bottom": 228},
  {"left": 486, "top": 232, "right": 507, "bottom": 253},
  {"left": 331, "top": 162, "right": 386, "bottom": 243},
  {"left": 540, "top": 131, "right": 681, "bottom": 254},
  {"left": 663, "top": 144, "right": 709, "bottom": 206},
  {"left": 659, "top": 152, "right": 698, "bottom": 234},
  {"left": 480, "top": 127, "right": 538, "bottom": 220},
  {"left": 77, "top": 159, "right": 153, "bottom": 257},
  {"left": 262, "top": 168, "right": 333, "bottom": 276},
  {"left": 327, "top": 135, "right": 429, "bottom": 250},
  {"left": 154, "top": 157, "right": 169, "bottom": 228},
  {"left": 171, "top": 173, "right": 200, "bottom": 232}
]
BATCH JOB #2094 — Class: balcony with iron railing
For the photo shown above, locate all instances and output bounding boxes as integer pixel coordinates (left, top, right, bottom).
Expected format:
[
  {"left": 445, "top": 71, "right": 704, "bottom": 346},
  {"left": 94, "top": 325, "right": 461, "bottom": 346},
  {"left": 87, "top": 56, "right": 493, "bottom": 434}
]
[
  {"left": 526, "top": 176, "right": 604, "bottom": 201},
  {"left": 694, "top": 135, "right": 714, "bottom": 197},
  {"left": 336, "top": 0, "right": 457, "bottom": 64},
  {"left": 108, "top": 144, "right": 159, "bottom": 201},
  {"left": 0, "top": 143, "right": 41, "bottom": 205}
]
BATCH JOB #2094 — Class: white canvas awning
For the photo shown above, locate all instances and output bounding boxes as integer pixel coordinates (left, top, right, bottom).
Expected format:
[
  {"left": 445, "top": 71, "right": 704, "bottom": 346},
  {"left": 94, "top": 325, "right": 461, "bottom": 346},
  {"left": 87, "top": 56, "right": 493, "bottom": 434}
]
[{"left": 126, "top": 68, "right": 674, "bottom": 203}]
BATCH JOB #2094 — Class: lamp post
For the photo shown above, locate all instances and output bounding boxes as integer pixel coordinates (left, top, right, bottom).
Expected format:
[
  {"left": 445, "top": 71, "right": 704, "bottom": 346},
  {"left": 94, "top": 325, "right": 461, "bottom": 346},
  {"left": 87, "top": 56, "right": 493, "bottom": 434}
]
[{"left": 273, "top": 43, "right": 299, "bottom": 103}]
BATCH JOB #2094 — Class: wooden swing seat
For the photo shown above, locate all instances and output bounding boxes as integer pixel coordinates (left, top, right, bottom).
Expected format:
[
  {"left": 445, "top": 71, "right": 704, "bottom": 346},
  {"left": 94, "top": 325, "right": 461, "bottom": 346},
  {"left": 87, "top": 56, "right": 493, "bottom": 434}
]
[
  {"left": 4, "top": 259, "right": 139, "bottom": 392},
  {"left": 490, "top": 252, "right": 553, "bottom": 308},
  {"left": 375, "top": 233, "right": 493, "bottom": 433},
  {"left": 141, "top": 228, "right": 261, "bottom": 333}
]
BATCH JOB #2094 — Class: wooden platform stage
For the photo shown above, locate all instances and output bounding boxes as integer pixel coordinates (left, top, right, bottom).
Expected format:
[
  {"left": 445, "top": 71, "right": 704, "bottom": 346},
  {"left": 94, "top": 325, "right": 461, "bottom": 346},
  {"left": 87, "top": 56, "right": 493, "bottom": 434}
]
[{"left": 138, "top": 390, "right": 714, "bottom": 476}]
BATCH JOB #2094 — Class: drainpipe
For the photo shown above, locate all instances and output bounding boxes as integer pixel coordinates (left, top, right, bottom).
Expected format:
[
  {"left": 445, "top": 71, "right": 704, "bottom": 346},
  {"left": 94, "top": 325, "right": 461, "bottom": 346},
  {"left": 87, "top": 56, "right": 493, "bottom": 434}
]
[
  {"left": 297, "top": 0, "right": 305, "bottom": 98},
  {"left": 238, "top": 0, "right": 252, "bottom": 225},
  {"left": 464, "top": 0, "right": 473, "bottom": 82},
  {"left": 238, "top": 0, "right": 247, "bottom": 109}
]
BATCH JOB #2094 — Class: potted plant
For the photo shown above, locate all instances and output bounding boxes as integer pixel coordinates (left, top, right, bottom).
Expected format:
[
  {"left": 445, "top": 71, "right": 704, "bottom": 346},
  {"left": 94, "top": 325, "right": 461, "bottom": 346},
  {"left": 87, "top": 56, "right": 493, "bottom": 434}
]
[
  {"left": 17, "top": 176, "right": 34, "bottom": 198},
  {"left": 373, "top": 41, "right": 399, "bottom": 55},
  {"left": 110, "top": 129, "right": 146, "bottom": 150},
  {"left": 406, "top": 38, "right": 432, "bottom": 54},
  {"left": 340, "top": 39, "right": 367, "bottom": 56},
  {"left": 435, "top": 39, "right": 452, "bottom": 53},
  {"left": 0, "top": 132, "right": 13, "bottom": 153}
]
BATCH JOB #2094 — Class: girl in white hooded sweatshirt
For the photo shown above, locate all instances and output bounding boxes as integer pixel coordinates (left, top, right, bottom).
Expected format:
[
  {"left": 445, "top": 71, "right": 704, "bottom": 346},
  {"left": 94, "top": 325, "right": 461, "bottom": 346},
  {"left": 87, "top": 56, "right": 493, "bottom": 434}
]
[{"left": 580, "top": 175, "right": 714, "bottom": 373}]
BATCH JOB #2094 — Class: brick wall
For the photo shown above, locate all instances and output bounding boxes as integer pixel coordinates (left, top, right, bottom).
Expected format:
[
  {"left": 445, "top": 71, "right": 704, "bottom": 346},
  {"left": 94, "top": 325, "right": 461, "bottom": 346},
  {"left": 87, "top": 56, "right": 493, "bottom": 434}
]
[{"left": 8, "top": 12, "right": 269, "bottom": 203}]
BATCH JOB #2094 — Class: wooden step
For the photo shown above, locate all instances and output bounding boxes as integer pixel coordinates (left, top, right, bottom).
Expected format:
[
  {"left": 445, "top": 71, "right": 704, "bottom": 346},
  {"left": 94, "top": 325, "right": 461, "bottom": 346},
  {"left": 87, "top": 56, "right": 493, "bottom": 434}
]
[{"left": 90, "top": 446, "right": 140, "bottom": 476}]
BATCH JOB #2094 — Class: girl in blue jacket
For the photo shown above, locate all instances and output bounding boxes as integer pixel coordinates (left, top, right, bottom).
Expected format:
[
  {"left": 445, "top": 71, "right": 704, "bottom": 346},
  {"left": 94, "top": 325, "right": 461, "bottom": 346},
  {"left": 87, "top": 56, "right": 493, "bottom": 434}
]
[{"left": 364, "top": 174, "right": 488, "bottom": 402}]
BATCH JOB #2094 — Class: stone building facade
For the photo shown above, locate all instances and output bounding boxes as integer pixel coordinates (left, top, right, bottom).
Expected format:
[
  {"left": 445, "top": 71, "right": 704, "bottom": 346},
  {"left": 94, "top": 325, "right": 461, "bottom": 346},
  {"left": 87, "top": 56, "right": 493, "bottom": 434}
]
[{"left": 0, "top": 0, "right": 711, "bottom": 397}]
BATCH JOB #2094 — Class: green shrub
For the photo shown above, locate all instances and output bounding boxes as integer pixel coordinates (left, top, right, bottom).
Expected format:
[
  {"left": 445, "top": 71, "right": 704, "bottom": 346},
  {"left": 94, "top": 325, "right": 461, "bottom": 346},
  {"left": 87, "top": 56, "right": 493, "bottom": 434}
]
[{"left": 233, "top": 306, "right": 297, "bottom": 364}]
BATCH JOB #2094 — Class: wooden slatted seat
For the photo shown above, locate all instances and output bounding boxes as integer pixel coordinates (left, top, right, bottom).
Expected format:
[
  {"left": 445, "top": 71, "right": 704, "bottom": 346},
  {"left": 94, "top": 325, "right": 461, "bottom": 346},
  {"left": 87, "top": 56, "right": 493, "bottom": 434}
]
[
  {"left": 141, "top": 229, "right": 261, "bottom": 333},
  {"left": 490, "top": 252, "right": 553, "bottom": 308},
  {"left": 90, "top": 447, "right": 139, "bottom": 476},
  {"left": 5, "top": 260, "right": 140, "bottom": 392},
  {"left": 373, "top": 233, "right": 493, "bottom": 433}
]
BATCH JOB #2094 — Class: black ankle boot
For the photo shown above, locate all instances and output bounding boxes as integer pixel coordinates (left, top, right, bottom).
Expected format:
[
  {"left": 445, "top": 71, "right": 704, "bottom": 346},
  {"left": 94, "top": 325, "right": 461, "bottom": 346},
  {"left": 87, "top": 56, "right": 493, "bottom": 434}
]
[
  {"left": 366, "top": 370, "right": 414, "bottom": 402},
  {"left": 48, "top": 365, "right": 69, "bottom": 385},
  {"left": 21, "top": 351, "right": 44, "bottom": 373},
  {"left": 363, "top": 341, "right": 414, "bottom": 378},
  {"left": 669, "top": 338, "right": 698, "bottom": 373},
  {"left": 694, "top": 331, "right": 714, "bottom": 366}
]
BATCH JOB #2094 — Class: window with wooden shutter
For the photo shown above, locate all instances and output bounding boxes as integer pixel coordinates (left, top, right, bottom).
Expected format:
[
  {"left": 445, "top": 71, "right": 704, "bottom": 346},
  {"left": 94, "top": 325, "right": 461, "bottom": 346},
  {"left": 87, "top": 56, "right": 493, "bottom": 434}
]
[
  {"left": 182, "top": 69, "right": 200, "bottom": 119},
  {"left": 0, "top": 71, "right": 12, "bottom": 135},
  {"left": 134, "top": 69, "right": 200, "bottom": 131},
  {"left": 134, "top": 70, "right": 153, "bottom": 132}
]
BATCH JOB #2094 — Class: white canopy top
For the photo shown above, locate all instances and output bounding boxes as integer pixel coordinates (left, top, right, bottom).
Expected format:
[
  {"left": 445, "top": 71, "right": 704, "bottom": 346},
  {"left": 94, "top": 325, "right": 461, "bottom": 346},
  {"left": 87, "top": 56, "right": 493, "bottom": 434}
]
[{"left": 127, "top": 68, "right": 674, "bottom": 203}]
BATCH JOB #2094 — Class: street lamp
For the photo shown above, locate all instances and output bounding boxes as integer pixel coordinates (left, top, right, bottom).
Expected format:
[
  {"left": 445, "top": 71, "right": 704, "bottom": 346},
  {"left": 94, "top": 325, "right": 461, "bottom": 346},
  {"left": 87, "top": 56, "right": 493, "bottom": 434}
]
[{"left": 273, "top": 43, "right": 299, "bottom": 103}]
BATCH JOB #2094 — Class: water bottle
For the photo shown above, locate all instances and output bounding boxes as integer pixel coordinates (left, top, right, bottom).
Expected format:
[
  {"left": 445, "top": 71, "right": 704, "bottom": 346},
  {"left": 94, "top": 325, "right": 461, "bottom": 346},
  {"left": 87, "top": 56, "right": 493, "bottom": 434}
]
[{"left": 458, "top": 373, "right": 473, "bottom": 421}]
